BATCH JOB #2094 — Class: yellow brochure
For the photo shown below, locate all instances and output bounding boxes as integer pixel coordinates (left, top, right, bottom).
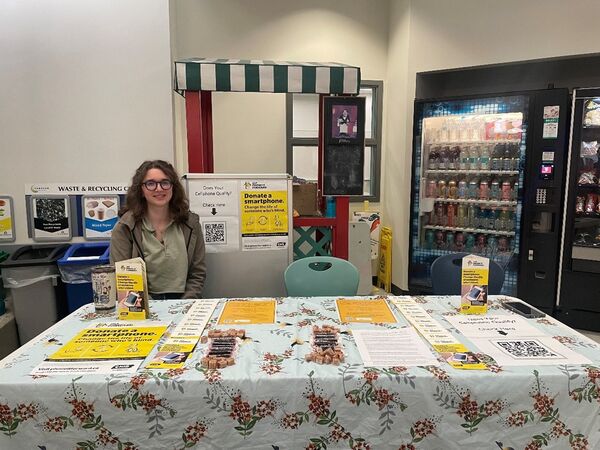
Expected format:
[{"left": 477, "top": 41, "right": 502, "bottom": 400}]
[
  {"left": 218, "top": 300, "right": 276, "bottom": 325},
  {"left": 146, "top": 337, "right": 199, "bottom": 369},
  {"left": 336, "top": 298, "right": 397, "bottom": 323},
  {"left": 48, "top": 325, "right": 167, "bottom": 361}
]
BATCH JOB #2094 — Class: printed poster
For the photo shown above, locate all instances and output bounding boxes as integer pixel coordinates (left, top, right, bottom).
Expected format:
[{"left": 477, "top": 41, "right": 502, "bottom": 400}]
[
  {"left": 48, "top": 324, "right": 167, "bottom": 361},
  {"left": 336, "top": 298, "right": 396, "bottom": 323},
  {"left": 0, "top": 196, "right": 15, "bottom": 242},
  {"left": 543, "top": 105, "right": 560, "bottom": 139},
  {"left": 460, "top": 254, "right": 489, "bottom": 315},
  {"left": 240, "top": 179, "right": 288, "bottom": 251},
  {"left": 30, "top": 195, "right": 72, "bottom": 241},
  {"left": 188, "top": 179, "right": 240, "bottom": 253},
  {"left": 218, "top": 299, "right": 276, "bottom": 325},
  {"left": 82, "top": 195, "right": 120, "bottom": 240}
]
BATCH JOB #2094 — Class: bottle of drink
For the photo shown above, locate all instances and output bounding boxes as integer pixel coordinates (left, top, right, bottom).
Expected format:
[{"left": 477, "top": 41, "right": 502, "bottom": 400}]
[
  {"left": 488, "top": 235, "right": 497, "bottom": 255},
  {"left": 478, "top": 207, "right": 488, "bottom": 229},
  {"left": 479, "top": 178, "right": 489, "bottom": 200},
  {"left": 428, "top": 146, "right": 439, "bottom": 170},
  {"left": 439, "top": 146, "right": 449, "bottom": 170},
  {"left": 512, "top": 180, "right": 519, "bottom": 201},
  {"left": 425, "top": 230, "right": 435, "bottom": 250},
  {"left": 457, "top": 204, "right": 468, "bottom": 227},
  {"left": 427, "top": 178, "right": 438, "bottom": 198},
  {"left": 469, "top": 145, "right": 480, "bottom": 170},
  {"left": 447, "top": 203, "right": 456, "bottom": 227},
  {"left": 475, "top": 234, "right": 487, "bottom": 253},
  {"left": 501, "top": 180, "right": 512, "bottom": 201},
  {"left": 490, "top": 209, "right": 500, "bottom": 230},
  {"left": 506, "top": 210, "right": 515, "bottom": 231},
  {"left": 460, "top": 146, "right": 470, "bottom": 170},
  {"left": 446, "top": 231, "right": 455, "bottom": 251},
  {"left": 498, "top": 209, "right": 509, "bottom": 231},
  {"left": 435, "top": 230, "right": 446, "bottom": 249},
  {"left": 448, "top": 180, "right": 458, "bottom": 199},
  {"left": 458, "top": 179, "right": 468, "bottom": 199},
  {"left": 465, "top": 233, "right": 475, "bottom": 251},
  {"left": 468, "top": 179, "right": 479, "bottom": 199},
  {"left": 449, "top": 145, "right": 460, "bottom": 170},
  {"left": 480, "top": 143, "right": 490, "bottom": 170},
  {"left": 503, "top": 143, "right": 513, "bottom": 171},
  {"left": 511, "top": 142, "right": 520, "bottom": 171},
  {"left": 491, "top": 143, "right": 504, "bottom": 171},
  {"left": 490, "top": 179, "right": 501, "bottom": 201},
  {"left": 438, "top": 179, "right": 447, "bottom": 198},
  {"left": 468, "top": 205, "right": 477, "bottom": 228}
]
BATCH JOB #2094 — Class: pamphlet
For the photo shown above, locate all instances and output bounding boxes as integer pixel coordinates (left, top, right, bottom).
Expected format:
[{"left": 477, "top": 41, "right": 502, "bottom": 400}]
[
  {"left": 217, "top": 299, "right": 276, "bottom": 325},
  {"left": 336, "top": 298, "right": 397, "bottom": 323},
  {"left": 115, "top": 257, "right": 149, "bottom": 320},
  {"left": 460, "top": 254, "right": 489, "bottom": 315},
  {"left": 352, "top": 328, "right": 438, "bottom": 367}
]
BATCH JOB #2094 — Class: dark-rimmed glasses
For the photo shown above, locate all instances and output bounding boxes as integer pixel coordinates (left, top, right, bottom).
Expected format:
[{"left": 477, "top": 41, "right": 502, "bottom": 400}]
[{"left": 142, "top": 179, "right": 173, "bottom": 191}]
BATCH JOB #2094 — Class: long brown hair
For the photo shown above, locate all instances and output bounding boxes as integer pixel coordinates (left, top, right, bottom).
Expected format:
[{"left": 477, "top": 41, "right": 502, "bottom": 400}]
[{"left": 120, "top": 160, "right": 189, "bottom": 224}]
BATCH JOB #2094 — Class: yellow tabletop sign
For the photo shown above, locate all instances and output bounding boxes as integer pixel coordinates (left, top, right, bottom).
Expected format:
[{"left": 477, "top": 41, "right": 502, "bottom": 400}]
[
  {"left": 49, "top": 325, "right": 167, "bottom": 361},
  {"left": 218, "top": 300, "right": 276, "bottom": 325},
  {"left": 336, "top": 298, "right": 397, "bottom": 323}
]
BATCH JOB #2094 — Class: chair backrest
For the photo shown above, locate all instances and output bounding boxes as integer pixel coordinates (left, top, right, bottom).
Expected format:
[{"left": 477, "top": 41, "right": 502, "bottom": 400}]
[
  {"left": 430, "top": 252, "right": 505, "bottom": 295},
  {"left": 284, "top": 256, "right": 360, "bottom": 297}
]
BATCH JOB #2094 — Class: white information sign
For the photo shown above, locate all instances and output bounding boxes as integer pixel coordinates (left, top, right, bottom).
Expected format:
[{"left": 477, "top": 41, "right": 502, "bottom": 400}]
[
  {"left": 188, "top": 180, "right": 240, "bottom": 253},
  {"left": 353, "top": 328, "right": 439, "bottom": 367},
  {"left": 444, "top": 315, "right": 546, "bottom": 339}
]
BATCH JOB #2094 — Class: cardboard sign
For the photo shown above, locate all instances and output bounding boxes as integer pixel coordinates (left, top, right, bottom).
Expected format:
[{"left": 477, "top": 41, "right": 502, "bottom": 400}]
[
  {"left": 115, "top": 258, "right": 149, "bottom": 320},
  {"left": 336, "top": 298, "right": 396, "bottom": 323},
  {"left": 461, "top": 255, "right": 490, "bottom": 315}
]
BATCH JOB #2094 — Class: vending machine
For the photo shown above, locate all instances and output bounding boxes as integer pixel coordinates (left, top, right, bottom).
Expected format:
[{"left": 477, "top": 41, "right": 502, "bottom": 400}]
[
  {"left": 556, "top": 88, "right": 600, "bottom": 329},
  {"left": 408, "top": 89, "right": 570, "bottom": 312}
]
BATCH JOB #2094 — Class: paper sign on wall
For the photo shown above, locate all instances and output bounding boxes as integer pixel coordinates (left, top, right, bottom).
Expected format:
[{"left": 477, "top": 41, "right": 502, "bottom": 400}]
[
  {"left": 30, "top": 195, "right": 72, "bottom": 241},
  {"left": 82, "top": 195, "right": 120, "bottom": 240},
  {"left": 0, "top": 196, "right": 15, "bottom": 242},
  {"left": 461, "top": 254, "right": 489, "bottom": 315}
]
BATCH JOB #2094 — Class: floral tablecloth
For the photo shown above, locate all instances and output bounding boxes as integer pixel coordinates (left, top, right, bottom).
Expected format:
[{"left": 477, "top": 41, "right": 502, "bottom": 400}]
[{"left": 1, "top": 295, "right": 599, "bottom": 450}]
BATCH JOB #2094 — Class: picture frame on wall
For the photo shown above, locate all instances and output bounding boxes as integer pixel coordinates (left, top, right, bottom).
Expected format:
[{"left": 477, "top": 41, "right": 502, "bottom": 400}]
[
  {"left": 323, "top": 96, "right": 366, "bottom": 196},
  {"left": 29, "top": 195, "right": 72, "bottom": 242}
]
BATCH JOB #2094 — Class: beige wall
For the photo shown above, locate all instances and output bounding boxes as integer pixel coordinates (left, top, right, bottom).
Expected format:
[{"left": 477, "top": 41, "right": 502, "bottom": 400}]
[
  {"left": 387, "top": 0, "right": 600, "bottom": 289},
  {"left": 0, "top": 0, "right": 173, "bottom": 243},
  {"left": 171, "top": 0, "right": 390, "bottom": 206}
]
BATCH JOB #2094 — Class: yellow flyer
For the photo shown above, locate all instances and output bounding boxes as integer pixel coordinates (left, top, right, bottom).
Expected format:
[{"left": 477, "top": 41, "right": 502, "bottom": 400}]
[
  {"left": 336, "top": 298, "right": 397, "bottom": 323},
  {"left": 48, "top": 325, "right": 167, "bottom": 361},
  {"left": 460, "top": 254, "right": 490, "bottom": 315},
  {"left": 146, "top": 337, "right": 199, "bottom": 369},
  {"left": 218, "top": 300, "right": 276, "bottom": 325}
]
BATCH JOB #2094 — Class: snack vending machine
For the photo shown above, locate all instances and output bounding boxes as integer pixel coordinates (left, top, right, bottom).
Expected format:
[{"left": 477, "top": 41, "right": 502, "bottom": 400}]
[
  {"left": 409, "top": 89, "right": 570, "bottom": 312},
  {"left": 557, "top": 88, "right": 600, "bottom": 329}
]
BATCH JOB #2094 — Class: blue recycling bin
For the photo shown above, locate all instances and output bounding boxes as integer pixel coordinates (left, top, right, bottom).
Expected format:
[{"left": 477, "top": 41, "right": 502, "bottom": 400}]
[{"left": 57, "top": 242, "right": 110, "bottom": 313}]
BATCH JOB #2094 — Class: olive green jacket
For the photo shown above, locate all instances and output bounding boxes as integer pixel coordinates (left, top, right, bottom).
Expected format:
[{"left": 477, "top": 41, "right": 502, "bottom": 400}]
[{"left": 109, "top": 211, "right": 206, "bottom": 298}]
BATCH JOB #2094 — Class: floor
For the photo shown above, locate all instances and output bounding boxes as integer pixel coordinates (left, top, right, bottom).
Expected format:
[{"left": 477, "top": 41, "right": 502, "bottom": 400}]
[{"left": 577, "top": 329, "right": 600, "bottom": 344}]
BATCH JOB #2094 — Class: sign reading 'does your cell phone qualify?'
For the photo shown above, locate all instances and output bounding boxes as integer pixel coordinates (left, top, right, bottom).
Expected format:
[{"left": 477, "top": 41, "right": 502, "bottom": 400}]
[{"left": 461, "top": 254, "right": 489, "bottom": 315}]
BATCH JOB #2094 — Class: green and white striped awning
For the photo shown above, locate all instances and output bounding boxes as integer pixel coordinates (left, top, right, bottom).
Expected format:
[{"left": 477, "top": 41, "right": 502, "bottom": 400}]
[{"left": 174, "top": 58, "right": 361, "bottom": 95}]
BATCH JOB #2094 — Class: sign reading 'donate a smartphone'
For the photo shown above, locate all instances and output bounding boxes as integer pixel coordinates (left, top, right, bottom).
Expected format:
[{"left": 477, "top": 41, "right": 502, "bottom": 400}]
[{"left": 460, "top": 254, "right": 489, "bottom": 315}]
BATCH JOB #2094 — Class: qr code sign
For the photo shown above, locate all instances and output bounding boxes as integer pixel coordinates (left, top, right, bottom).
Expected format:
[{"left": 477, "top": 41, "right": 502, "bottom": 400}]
[
  {"left": 495, "top": 340, "right": 561, "bottom": 359},
  {"left": 204, "top": 222, "right": 226, "bottom": 244}
]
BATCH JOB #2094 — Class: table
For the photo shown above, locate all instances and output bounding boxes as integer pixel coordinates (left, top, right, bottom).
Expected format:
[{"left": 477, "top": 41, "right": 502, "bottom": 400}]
[{"left": 1, "top": 295, "right": 599, "bottom": 450}]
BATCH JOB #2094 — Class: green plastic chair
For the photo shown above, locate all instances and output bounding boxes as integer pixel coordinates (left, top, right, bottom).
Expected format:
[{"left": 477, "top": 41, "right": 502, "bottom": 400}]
[{"left": 284, "top": 256, "right": 360, "bottom": 297}]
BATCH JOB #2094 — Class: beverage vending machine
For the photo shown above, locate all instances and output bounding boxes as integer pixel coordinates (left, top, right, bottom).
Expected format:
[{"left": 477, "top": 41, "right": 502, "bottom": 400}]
[
  {"left": 409, "top": 89, "right": 569, "bottom": 312},
  {"left": 556, "top": 88, "right": 600, "bottom": 329}
]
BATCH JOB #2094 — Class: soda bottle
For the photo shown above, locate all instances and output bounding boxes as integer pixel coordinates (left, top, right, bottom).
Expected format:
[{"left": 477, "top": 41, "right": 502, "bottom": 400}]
[
  {"left": 435, "top": 202, "right": 446, "bottom": 226},
  {"left": 503, "top": 143, "right": 513, "bottom": 171},
  {"left": 447, "top": 203, "right": 456, "bottom": 227},
  {"left": 468, "top": 179, "right": 479, "bottom": 199},
  {"left": 510, "top": 142, "right": 520, "bottom": 170},
  {"left": 497, "top": 236, "right": 509, "bottom": 253},
  {"left": 491, "top": 143, "right": 504, "bottom": 170},
  {"left": 439, "top": 146, "right": 449, "bottom": 170},
  {"left": 449, "top": 145, "right": 460, "bottom": 170},
  {"left": 488, "top": 235, "right": 498, "bottom": 255},
  {"left": 448, "top": 180, "right": 458, "bottom": 199},
  {"left": 511, "top": 180, "right": 519, "bottom": 201},
  {"left": 427, "top": 178, "right": 438, "bottom": 198},
  {"left": 455, "top": 232, "right": 465, "bottom": 251},
  {"left": 428, "top": 146, "right": 439, "bottom": 170},
  {"left": 501, "top": 180, "right": 512, "bottom": 201},
  {"left": 458, "top": 179, "right": 468, "bottom": 199},
  {"left": 505, "top": 210, "right": 515, "bottom": 231},
  {"left": 480, "top": 143, "right": 490, "bottom": 170},
  {"left": 425, "top": 229, "right": 435, "bottom": 249},
  {"left": 435, "top": 230, "right": 446, "bottom": 249},
  {"left": 479, "top": 178, "right": 490, "bottom": 200},
  {"left": 465, "top": 233, "right": 475, "bottom": 251},
  {"left": 457, "top": 204, "right": 467, "bottom": 227},
  {"left": 469, "top": 145, "right": 480, "bottom": 170},
  {"left": 478, "top": 208, "right": 488, "bottom": 229},
  {"left": 468, "top": 205, "right": 477, "bottom": 228},
  {"left": 490, "top": 179, "right": 501, "bottom": 201},
  {"left": 459, "top": 146, "right": 469, "bottom": 170},
  {"left": 446, "top": 232, "right": 455, "bottom": 251},
  {"left": 475, "top": 234, "right": 487, "bottom": 253},
  {"left": 438, "top": 179, "right": 447, "bottom": 198},
  {"left": 490, "top": 209, "right": 500, "bottom": 230}
]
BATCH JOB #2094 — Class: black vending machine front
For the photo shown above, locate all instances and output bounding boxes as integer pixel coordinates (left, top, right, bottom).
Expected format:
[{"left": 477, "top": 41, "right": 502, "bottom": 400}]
[
  {"left": 518, "top": 88, "right": 570, "bottom": 313},
  {"left": 557, "top": 87, "right": 600, "bottom": 330}
]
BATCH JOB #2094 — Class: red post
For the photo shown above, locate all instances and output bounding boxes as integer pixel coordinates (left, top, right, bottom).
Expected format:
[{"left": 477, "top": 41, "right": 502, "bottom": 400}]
[
  {"left": 333, "top": 196, "right": 349, "bottom": 260},
  {"left": 185, "top": 90, "right": 214, "bottom": 173}
]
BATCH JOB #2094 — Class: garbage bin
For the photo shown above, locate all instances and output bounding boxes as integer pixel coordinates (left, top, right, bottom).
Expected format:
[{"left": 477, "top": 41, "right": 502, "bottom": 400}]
[
  {"left": 0, "top": 250, "right": 10, "bottom": 315},
  {"left": 1, "top": 244, "right": 69, "bottom": 344},
  {"left": 58, "top": 242, "right": 110, "bottom": 313}
]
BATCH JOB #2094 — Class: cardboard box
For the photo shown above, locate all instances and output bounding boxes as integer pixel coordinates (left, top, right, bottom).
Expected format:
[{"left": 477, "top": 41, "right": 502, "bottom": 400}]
[
  {"left": 115, "top": 257, "right": 149, "bottom": 320},
  {"left": 293, "top": 183, "right": 319, "bottom": 216}
]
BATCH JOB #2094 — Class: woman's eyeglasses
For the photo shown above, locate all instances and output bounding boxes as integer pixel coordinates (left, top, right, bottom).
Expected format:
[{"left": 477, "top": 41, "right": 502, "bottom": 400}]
[{"left": 142, "top": 179, "right": 173, "bottom": 191}]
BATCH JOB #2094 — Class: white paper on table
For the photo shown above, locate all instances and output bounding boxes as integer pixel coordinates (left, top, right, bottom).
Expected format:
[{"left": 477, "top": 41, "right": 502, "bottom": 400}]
[
  {"left": 472, "top": 336, "right": 591, "bottom": 366},
  {"left": 31, "top": 359, "right": 143, "bottom": 376},
  {"left": 352, "top": 328, "right": 439, "bottom": 367},
  {"left": 444, "top": 315, "right": 546, "bottom": 339}
]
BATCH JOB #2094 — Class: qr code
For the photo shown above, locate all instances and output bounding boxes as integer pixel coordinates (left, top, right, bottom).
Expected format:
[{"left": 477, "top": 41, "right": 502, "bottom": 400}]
[
  {"left": 204, "top": 222, "right": 226, "bottom": 244},
  {"left": 495, "top": 340, "right": 560, "bottom": 359}
]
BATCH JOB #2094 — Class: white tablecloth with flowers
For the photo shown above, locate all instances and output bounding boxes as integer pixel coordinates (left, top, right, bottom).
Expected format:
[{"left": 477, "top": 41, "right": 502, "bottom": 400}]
[{"left": 1, "top": 295, "right": 599, "bottom": 450}]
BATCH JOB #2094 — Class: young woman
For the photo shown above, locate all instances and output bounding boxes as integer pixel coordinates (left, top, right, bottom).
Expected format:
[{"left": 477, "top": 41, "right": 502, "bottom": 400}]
[{"left": 110, "top": 160, "right": 206, "bottom": 299}]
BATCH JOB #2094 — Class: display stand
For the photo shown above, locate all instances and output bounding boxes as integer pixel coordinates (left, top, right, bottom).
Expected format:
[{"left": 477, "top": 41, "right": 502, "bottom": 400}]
[{"left": 174, "top": 59, "right": 362, "bottom": 260}]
